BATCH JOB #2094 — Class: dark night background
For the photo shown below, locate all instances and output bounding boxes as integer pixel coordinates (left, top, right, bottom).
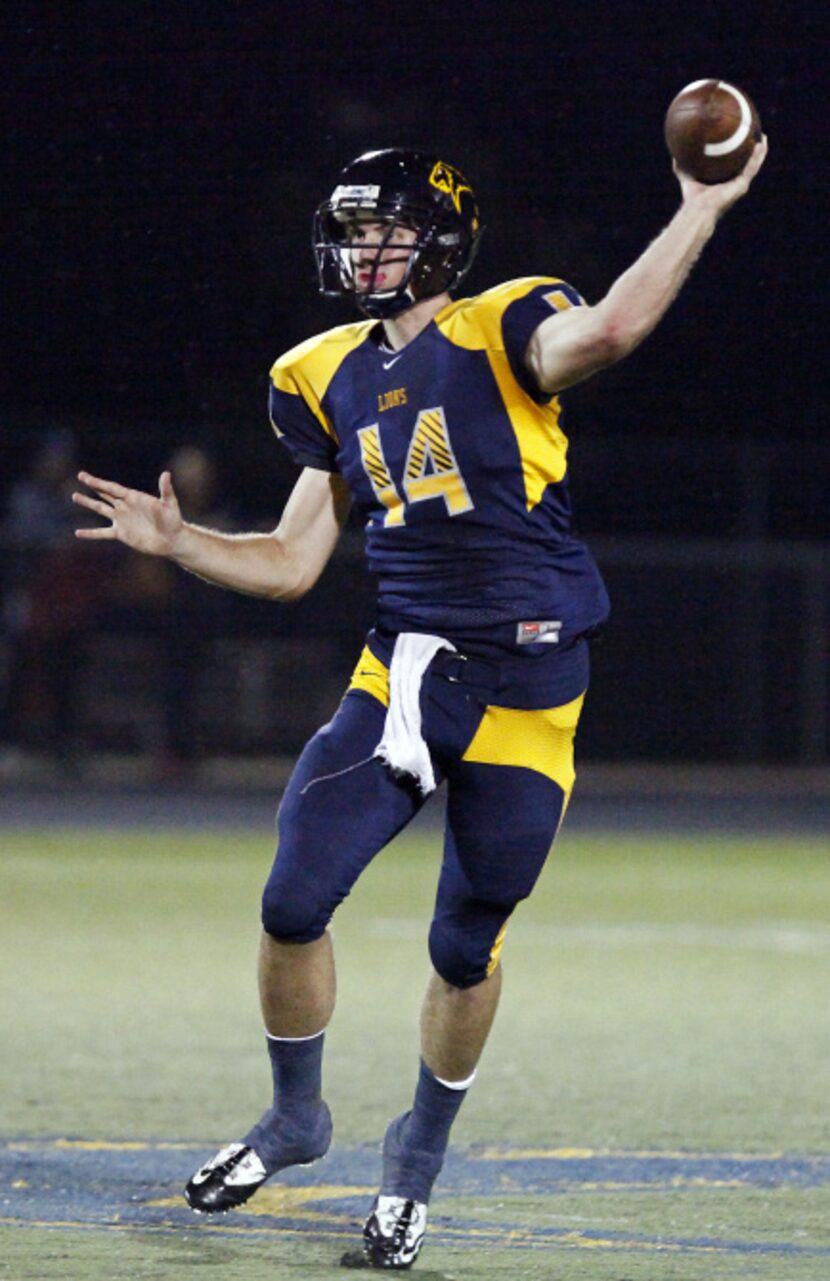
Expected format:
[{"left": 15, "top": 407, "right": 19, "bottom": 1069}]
[{"left": 1, "top": 0, "right": 828, "bottom": 769}]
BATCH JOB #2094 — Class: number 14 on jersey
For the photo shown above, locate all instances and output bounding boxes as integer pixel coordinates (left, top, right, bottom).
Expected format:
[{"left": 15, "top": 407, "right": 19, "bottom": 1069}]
[{"left": 358, "top": 407, "right": 474, "bottom": 526}]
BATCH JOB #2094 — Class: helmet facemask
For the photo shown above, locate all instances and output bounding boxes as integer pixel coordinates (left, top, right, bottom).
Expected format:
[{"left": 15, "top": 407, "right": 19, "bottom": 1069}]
[
  {"left": 315, "top": 209, "right": 463, "bottom": 319},
  {"left": 337, "top": 216, "right": 420, "bottom": 318}
]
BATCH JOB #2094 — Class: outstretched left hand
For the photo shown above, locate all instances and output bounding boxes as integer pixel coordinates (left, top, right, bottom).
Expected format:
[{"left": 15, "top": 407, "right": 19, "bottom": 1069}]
[{"left": 73, "top": 470, "right": 184, "bottom": 558}]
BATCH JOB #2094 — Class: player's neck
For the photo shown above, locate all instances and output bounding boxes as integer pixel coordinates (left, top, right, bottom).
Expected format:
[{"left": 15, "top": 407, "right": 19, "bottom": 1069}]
[{"left": 381, "top": 292, "right": 451, "bottom": 352}]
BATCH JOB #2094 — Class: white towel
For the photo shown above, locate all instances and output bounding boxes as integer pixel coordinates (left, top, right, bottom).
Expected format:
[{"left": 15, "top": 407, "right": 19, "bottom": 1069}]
[{"left": 374, "top": 632, "right": 456, "bottom": 795}]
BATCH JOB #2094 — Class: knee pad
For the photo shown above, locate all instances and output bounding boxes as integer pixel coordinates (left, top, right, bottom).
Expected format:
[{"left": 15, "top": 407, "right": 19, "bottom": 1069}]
[
  {"left": 260, "top": 873, "right": 329, "bottom": 944},
  {"left": 428, "top": 904, "right": 510, "bottom": 990}
]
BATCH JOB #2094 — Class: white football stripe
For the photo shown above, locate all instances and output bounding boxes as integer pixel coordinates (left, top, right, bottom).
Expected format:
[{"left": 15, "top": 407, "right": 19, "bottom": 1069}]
[
  {"left": 677, "top": 79, "right": 714, "bottom": 95},
  {"left": 704, "top": 81, "right": 752, "bottom": 156}
]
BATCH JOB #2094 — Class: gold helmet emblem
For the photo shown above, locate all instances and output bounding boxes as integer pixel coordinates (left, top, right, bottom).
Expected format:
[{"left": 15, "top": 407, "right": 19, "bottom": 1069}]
[{"left": 429, "top": 161, "right": 475, "bottom": 216}]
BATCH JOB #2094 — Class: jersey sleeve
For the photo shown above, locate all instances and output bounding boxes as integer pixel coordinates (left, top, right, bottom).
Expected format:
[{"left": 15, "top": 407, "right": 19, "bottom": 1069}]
[
  {"left": 268, "top": 369, "right": 339, "bottom": 472},
  {"left": 501, "top": 280, "right": 585, "bottom": 402}
]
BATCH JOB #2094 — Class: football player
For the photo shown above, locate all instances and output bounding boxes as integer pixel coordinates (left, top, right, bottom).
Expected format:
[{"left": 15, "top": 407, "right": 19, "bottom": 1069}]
[{"left": 74, "top": 137, "right": 767, "bottom": 1269}]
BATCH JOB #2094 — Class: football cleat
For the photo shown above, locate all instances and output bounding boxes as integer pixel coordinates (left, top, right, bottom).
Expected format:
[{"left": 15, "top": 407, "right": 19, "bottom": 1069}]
[
  {"left": 184, "top": 1143, "right": 267, "bottom": 1213},
  {"left": 362, "top": 1195, "right": 428, "bottom": 1270},
  {"left": 185, "top": 1101, "right": 332, "bottom": 1214}
]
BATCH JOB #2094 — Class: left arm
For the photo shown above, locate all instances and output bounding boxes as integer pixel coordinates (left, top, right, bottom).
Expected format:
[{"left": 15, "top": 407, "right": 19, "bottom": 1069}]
[{"left": 525, "top": 137, "right": 768, "bottom": 394}]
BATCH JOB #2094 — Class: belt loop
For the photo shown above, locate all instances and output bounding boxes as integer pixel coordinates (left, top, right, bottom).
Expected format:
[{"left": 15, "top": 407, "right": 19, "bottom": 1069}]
[
  {"left": 446, "top": 654, "right": 469, "bottom": 683},
  {"left": 436, "top": 649, "right": 500, "bottom": 696}
]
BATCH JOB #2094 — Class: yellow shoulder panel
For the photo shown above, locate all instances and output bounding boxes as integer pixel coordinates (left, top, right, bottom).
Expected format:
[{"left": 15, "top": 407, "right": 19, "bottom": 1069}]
[
  {"left": 438, "top": 279, "right": 572, "bottom": 509},
  {"left": 436, "top": 277, "right": 566, "bottom": 351},
  {"left": 270, "top": 320, "right": 375, "bottom": 442},
  {"left": 489, "top": 349, "right": 570, "bottom": 507}
]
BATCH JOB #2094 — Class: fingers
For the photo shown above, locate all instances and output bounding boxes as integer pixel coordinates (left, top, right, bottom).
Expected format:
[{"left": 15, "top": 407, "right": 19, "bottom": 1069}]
[
  {"left": 743, "top": 134, "right": 769, "bottom": 182},
  {"left": 76, "top": 470, "right": 128, "bottom": 500},
  {"left": 719, "top": 135, "right": 768, "bottom": 205},
  {"left": 159, "top": 470, "right": 175, "bottom": 501},
  {"left": 75, "top": 525, "right": 116, "bottom": 540},
  {"left": 72, "top": 490, "right": 115, "bottom": 518},
  {"left": 728, "top": 136, "right": 768, "bottom": 194},
  {"left": 73, "top": 487, "right": 117, "bottom": 538}
]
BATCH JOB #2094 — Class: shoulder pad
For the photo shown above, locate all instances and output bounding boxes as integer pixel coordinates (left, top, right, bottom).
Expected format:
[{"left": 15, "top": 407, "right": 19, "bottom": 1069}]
[
  {"left": 436, "top": 278, "right": 569, "bottom": 350},
  {"left": 270, "top": 319, "right": 375, "bottom": 391}
]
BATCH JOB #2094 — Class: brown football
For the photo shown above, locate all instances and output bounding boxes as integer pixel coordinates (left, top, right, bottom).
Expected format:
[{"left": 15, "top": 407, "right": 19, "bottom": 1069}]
[{"left": 664, "top": 80, "right": 762, "bottom": 184}]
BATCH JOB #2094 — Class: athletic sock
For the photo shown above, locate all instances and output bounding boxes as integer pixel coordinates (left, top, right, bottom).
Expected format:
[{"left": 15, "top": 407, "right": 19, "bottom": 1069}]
[
  {"left": 244, "top": 1030, "right": 328, "bottom": 1167},
  {"left": 405, "top": 1059, "right": 473, "bottom": 1153},
  {"left": 381, "top": 1059, "right": 473, "bottom": 1203},
  {"left": 266, "top": 1030, "right": 325, "bottom": 1114}
]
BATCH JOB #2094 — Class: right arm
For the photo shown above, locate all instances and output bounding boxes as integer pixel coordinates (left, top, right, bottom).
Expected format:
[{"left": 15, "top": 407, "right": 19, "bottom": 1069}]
[
  {"left": 525, "top": 138, "right": 768, "bottom": 394},
  {"left": 73, "top": 465, "right": 352, "bottom": 602}
]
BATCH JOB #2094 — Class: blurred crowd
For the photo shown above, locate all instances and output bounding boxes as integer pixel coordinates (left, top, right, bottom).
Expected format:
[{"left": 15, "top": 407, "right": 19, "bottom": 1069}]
[
  {"left": 0, "top": 432, "right": 235, "bottom": 775},
  {"left": 3, "top": 427, "right": 827, "bottom": 775}
]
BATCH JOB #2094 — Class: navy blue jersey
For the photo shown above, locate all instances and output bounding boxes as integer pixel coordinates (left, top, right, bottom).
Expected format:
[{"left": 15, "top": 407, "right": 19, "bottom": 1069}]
[{"left": 269, "top": 277, "right": 609, "bottom": 657}]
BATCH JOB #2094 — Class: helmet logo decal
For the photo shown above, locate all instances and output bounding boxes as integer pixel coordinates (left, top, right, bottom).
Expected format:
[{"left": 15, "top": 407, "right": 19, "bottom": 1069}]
[
  {"left": 331, "top": 183, "right": 381, "bottom": 207},
  {"left": 429, "top": 162, "right": 473, "bottom": 215}
]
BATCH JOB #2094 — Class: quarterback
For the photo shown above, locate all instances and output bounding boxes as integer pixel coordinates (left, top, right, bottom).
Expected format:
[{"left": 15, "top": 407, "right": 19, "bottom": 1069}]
[{"left": 74, "top": 139, "right": 766, "bottom": 1269}]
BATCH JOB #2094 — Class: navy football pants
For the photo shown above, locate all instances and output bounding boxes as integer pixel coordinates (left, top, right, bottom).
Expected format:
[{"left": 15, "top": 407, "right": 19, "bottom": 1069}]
[{"left": 261, "top": 644, "right": 585, "bottom": 988}]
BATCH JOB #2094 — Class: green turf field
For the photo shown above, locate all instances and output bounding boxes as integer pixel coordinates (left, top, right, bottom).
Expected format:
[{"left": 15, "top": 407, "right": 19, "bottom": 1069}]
[{"left": 2, "top": 823, "right": 829, "bottom": 1279}]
